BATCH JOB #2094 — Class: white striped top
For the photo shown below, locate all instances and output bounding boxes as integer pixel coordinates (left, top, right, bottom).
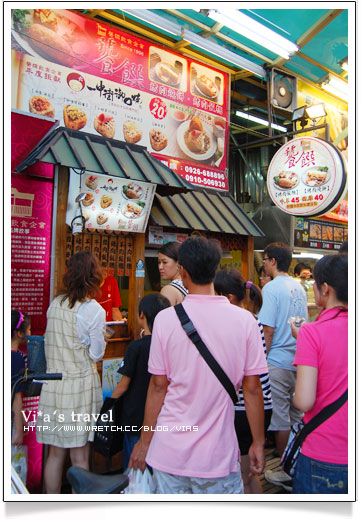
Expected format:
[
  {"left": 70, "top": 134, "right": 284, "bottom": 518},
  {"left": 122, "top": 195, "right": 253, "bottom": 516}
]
[
  {"left": 169, "top": 279, "right": 188, "bottom": 298},
  {"left": 235, "top": 318, "right": 273, "bottom": 411}
]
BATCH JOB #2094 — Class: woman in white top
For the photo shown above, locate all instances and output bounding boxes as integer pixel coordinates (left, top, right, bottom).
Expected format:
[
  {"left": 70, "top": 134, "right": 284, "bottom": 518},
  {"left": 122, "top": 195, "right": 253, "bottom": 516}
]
[
  {"left": 158, "top": 242, "right": 188, "bottom": 306},
  {"left": 37, "top": 251, "right": 106, "bottom": 493}
]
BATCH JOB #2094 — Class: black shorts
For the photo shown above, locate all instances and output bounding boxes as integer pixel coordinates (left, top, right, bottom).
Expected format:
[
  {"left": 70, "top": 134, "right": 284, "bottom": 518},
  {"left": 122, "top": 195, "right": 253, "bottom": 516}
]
[{"left": 234, "top": 409, "right": 272, "bottom": 456}]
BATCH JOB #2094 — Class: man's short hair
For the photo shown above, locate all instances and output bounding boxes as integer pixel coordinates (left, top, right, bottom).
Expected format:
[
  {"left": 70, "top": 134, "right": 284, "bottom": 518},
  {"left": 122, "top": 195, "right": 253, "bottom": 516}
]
[
  {"left": 139, "top": 293, "right": 171, "bottom": 332},
  {"left": 294, "top": 262, "right": 311, "bottom": 277},
  {"left": 264, "top": 242, "right": 292, "bottom": 273},
  {"left": 178, "top": 236, "right": 222, "bottom": 285}
]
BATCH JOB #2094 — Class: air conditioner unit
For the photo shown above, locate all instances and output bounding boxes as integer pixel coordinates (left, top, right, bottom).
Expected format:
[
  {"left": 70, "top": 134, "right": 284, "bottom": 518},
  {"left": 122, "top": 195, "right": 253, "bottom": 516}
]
[{"left": 270, "top": 68, "right": 297, "bottom": 113}]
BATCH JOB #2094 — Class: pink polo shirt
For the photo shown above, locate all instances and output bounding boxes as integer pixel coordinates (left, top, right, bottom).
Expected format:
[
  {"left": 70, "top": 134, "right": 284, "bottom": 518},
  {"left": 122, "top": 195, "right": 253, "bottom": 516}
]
[
  {"left": 293, "top": 307, "right": 348, "bottom": 464},
  {"left": 146, "top": 295, "right": 268, "bottom": 478}
]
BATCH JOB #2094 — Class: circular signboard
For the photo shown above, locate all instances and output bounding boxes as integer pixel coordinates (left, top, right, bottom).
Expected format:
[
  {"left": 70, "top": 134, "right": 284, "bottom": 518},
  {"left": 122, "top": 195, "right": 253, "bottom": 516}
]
[{"left": 267, "top": 137, "right": 347, "bottom": 217}]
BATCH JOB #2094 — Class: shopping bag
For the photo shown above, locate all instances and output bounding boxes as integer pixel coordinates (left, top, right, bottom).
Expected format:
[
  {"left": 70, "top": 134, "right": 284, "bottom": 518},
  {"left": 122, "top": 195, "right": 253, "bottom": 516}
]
[
  {"left": 281, "top": 419, "right": 304, "bottom": 476},
  {"left": 124, "top": 468, "right": 155, "bottom": 494},
  {"left": 11, "top": 445, "right": 28, "bottom": 484},
  {"left": 93, "top": 397, "right": 123, "bottom": 458}
]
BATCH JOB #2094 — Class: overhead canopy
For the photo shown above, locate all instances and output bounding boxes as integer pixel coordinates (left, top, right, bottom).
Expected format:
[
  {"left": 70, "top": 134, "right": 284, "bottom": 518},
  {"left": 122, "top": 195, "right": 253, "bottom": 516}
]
[
  {"left": 150, "top": 191, "right": 264, "bottom": 237},
  {"left": 14, "top": 126, "right": 194, "bottom": 195}
]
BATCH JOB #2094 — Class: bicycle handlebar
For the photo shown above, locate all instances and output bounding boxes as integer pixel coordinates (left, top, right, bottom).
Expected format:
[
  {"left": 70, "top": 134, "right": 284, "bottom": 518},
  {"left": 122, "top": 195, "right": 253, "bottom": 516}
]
[{"left": 11, "top": 372, "right": 62, "bottom": 407}]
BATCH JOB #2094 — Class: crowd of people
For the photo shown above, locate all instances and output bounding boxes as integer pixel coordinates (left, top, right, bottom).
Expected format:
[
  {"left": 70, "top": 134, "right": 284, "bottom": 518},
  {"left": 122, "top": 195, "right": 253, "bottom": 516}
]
[{"left": 11, "top": 238, "right": 348, "bottom": 495}]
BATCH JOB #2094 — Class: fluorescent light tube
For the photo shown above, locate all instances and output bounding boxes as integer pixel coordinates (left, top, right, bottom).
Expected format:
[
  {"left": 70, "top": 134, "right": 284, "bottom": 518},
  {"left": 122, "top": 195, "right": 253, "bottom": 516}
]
[
  {"left": 183, "top": 29, "right": 265, "bottom": 77},
  {"left": 122, "top": 9, "right": 180, "bottom": 36},
  {"left": 210, "top": 9, "right": 298, "bottom": 59},
  {"left": 121, "top": 9, "right": 266, "bottom": 78},
  {"left": 319, "top": 74, "right": 348, "bottom": 101},
  {"left": 236, "top": 111, "right": 287, "bottom": 132}
]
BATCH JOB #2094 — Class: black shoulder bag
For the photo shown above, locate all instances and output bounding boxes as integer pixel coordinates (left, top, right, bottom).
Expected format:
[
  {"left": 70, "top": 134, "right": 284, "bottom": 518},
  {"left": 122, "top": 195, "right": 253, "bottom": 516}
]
[
  {"left": 281, "top": 388, "right": 348, "bottom": 476},
  {"left": 174, "top": 303, "right": 238, "bottom": 404}
]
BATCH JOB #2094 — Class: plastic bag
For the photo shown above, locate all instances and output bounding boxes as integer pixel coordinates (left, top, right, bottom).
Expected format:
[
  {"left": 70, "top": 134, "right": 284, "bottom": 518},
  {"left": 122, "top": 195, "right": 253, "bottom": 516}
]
[
  {"left": 124, "top": 468, "right": 155, "bottom": 494},
  {"left": 11, "top": 445, "right": 28, "bottom": 484}
]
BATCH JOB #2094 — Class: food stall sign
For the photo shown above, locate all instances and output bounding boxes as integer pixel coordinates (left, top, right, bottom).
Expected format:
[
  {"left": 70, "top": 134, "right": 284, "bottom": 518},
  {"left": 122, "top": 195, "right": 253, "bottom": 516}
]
[
  {"left": 11, "top": 9, "right": 230, "bottom": 191},
  {"left": 267, "top": 137, "right": 346, "bottom": 217},
  {"left": 66, "top": 170, "right": 156, "bottom": 233},
  {"left": 293, "top": 216, "right": 347, "bottom": 252}
]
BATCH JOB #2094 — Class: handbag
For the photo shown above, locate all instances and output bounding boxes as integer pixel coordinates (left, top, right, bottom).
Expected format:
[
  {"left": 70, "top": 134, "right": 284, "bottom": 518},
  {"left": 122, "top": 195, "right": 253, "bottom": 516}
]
[
  {"left": 93, "top": 396, "right": 124, "bottom": 458},
  {"left": 23, "top": 335, "right": 47, "bottom": 397},
  {"left": 281, "top": 388, "right": 348, "bottom": 476},
  {"left": 174, "top": 303, "right": 238, "bottom": 404}
]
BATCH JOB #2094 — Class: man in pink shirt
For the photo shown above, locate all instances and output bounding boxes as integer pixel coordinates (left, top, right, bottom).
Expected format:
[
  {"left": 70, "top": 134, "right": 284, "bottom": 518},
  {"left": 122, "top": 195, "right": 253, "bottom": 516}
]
[{"left": 130, "top": 236, "right": 267, "bottom": 493}]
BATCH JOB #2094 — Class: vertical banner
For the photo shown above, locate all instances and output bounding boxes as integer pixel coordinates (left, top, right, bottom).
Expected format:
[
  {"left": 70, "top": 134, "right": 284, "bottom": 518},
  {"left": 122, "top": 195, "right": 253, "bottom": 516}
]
[
  {"left": 65, "top": 227, "right": 73, "bottom": 262},
  {"left": 11, "top": 176, "right": 53, "bottom": 335},
  {"left": 100, "top": 234, "right": 109, "bottom": 270},
  {"left": 91, "top": 233, "right": 101, "bottom": 260},
  {"left": 108, "top": 235, "right": 118, "bottom": 275},
  {"left": 117, "top": 235, "right": 126, "bottom": 276},
  {"left": 125, "top": 236, "right": 133, "bottom": 277}
]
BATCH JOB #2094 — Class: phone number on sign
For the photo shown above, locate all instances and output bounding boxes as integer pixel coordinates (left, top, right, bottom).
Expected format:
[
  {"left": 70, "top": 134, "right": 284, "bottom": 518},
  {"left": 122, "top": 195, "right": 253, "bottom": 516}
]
[{"left": 184, "top": 168, "right": 226, "bottom": 188}]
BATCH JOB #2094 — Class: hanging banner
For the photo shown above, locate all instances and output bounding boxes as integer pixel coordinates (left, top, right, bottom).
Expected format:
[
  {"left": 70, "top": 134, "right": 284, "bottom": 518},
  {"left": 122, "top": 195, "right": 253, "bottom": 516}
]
[
  {"left": 66, "top": 169, "right": 156, "bottom": 233},
  {"left": 11, "top": 9, "right": 230, "bottom": 190},
  {"left": 267, "top": 137, "right": 347, "bottom": 217}
]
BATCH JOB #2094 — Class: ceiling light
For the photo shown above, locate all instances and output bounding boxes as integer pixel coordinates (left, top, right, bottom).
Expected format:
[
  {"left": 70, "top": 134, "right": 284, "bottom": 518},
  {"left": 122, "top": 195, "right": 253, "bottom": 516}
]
[
  {"left": 121, "top": 9, "right": 180, "bottom": 36},
  {"left": 183, "top": 29, "right": 265, "bottom": 77},
  {"left": 235, "top": 111, "right": 287, "bottom": 132},
  {"left": 318, "top": 73, "right": 348, "bottom": 101},
  {"left": 121, "top": 9, "right": 266, "bottom": 78},
  {"left": 338, "top": 56, "right": 348, "bottom": 72},
  {"left": 209, "top": 9, "right": 299, "bottom": 59}
]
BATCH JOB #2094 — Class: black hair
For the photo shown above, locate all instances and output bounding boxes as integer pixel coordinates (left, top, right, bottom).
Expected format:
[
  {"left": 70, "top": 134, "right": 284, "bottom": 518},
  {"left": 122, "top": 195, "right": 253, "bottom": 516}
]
[
  {"left": 264, "top": 242, "right": 292, "bottom": 272},
  {"left": 214, "top": 268, "right": 263, "bottom": 314},
  {"left": 178, "top": 236, "right": 222, "bottom": 285},
  {"left": 313, "top": 254, "right": 348, "bottom": 303},
  {"left": 138, "top": 293, "right": 171, "bottom": 332},
  {"left": 339, "top": 241, "right": 348, "bottom": 254},
  {"left": 294, "top": 262, "right": 311, "bottom": 276},
  {"left": 11, "top": 310, "right": 31, "bottom": 339},
  {"left": 158, "top": 242, "right": 181, "bottom": 262}
]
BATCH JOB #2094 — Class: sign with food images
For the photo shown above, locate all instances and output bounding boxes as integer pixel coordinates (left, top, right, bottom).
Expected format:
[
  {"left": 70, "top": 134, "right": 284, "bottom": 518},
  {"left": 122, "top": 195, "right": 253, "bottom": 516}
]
[
  {"left": 267, "top": 137, "right": 347, "bottom": 217},
  {"left": 66, "top": 170, "right": 156, "bottom": 233},
  {"left": 11, "top": 8, "right": 230, "bottom": 191},
  {"left": 293, "top": 216, "right": 347, "bottom": 252}
]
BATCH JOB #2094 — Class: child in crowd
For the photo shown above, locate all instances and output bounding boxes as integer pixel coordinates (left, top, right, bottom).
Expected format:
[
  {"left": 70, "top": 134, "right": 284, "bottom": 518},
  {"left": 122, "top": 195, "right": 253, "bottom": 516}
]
[
  {"left": 11, "top": 310, "right": 31, "bottom": 446},
  {"left": 112, "top": 293, "right": 171, "bottom": 470}
]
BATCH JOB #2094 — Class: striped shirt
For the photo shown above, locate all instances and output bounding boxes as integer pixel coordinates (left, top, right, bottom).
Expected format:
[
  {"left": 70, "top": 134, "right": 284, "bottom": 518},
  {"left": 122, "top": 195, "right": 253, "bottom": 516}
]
[
  {"left": 169, "top": 279, "right": 188, "bottom": 298},
  {"left": 235, "top": 318, "right": 273, "bottom": 411}
]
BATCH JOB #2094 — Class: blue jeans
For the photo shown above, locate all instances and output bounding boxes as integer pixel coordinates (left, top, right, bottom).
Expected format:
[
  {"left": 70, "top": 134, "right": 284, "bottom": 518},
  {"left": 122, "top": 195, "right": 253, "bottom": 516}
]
[
  {"left": 293, "top": 453, "right": 348, "bottom": 494},
  {"left": 122, "top": 433, "right": 140, "bottom": 471}
]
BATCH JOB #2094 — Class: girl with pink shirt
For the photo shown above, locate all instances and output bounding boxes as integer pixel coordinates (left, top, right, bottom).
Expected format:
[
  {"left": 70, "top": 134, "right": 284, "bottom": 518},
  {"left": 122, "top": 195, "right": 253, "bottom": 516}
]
[{"left": 292, "top": 254, "right": 348, "bottom": 494}]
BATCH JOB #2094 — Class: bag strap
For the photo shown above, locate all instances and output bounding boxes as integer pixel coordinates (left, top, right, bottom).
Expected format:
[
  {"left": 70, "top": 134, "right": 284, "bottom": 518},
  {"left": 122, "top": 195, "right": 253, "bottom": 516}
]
[
  {"left": 174, "top": 303, "right": 238, "bottom": 405},
  {"left": 298, "top": 388, "right": 348, "bottom": 443}
]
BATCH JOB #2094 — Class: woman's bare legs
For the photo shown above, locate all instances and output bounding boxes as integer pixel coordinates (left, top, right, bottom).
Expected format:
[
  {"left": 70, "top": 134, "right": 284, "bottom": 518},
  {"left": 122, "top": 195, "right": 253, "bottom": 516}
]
[{"left": 44, "top": 445, "right": 67, "bottom": 494}]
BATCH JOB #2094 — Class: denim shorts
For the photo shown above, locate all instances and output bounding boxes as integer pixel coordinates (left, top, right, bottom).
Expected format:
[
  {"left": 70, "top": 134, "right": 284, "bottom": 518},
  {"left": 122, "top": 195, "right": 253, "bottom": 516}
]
[
  {"left": 153, "top": 466, "right": 244, "bottom": 494},
  {"left": 293, "top": 453, "right": 348, "bottom": 494}
]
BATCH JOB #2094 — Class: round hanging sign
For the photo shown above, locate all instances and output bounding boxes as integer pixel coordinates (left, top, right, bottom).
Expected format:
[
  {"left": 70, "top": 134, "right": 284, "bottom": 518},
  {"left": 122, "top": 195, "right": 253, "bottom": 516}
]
[{"left": 267, "top": 137, "right": 347, "bottom": 217}]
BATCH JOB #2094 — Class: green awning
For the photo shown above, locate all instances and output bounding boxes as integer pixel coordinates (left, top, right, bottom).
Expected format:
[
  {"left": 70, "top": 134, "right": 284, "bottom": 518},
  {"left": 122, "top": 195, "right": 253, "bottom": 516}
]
[
  {"left": 151, "top": 191, "right": 264, "bottom": 237},
  {"left": 14, "top": 126, "right": 194, "bottom": 195}
]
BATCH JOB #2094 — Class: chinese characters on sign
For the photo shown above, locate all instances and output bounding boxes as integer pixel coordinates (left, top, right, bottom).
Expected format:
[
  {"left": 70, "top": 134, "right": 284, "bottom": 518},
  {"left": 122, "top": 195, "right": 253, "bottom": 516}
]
[
  {"left": 11, "top": 9, "right": 230, "bottom": 190},
  {"left": 11, "top": 180, "right": 53, "bottom": 335},
  {"left": 267, "top": 137, "right": 346, "bottom": 217}
]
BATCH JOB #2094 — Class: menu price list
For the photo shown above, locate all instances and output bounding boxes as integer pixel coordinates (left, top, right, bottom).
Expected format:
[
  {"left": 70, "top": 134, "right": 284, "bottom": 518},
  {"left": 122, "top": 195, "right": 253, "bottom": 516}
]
[{"left": 11, "top": 234, "right": 47, "bottom": 316}]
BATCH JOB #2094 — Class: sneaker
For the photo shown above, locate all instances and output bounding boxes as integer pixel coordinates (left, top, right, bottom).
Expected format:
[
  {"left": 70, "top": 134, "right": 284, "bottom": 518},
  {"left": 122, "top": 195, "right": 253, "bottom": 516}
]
[{"left": 264, "top": 470, "right": 292, "bottom": 492}]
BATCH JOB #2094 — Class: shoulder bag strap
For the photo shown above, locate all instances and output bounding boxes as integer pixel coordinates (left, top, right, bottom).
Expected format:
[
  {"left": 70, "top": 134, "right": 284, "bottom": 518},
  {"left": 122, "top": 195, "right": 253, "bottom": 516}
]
[
  {"left": 174, "top": 303, "right": 238, "bottom": 405},
  {"left": 298, "top": 388, "right": 348, "bottom": 444}
]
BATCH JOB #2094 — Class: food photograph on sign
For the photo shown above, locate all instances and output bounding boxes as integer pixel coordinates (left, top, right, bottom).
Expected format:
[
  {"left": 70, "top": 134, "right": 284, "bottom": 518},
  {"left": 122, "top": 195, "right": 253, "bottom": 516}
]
[
  {"left": 66, "top": 171, "right": 156, "bottom": 234},
  {"left": 267, "top": 136, "right": 347, "bottom": 217},
  {"left": 149, "top": 46, "right": 187, "bottom": 91}
]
